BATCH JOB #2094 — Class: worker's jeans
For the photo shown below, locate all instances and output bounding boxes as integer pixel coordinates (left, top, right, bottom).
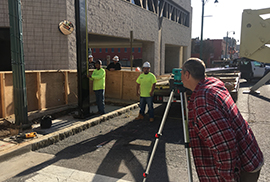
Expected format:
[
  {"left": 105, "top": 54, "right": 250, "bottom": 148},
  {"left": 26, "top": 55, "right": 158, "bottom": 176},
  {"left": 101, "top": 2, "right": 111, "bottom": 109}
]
[
  {"left": 139, "top": 96, "right": 154, "bottom": 118},
  {"left": 94, "top": 89, "right": 105, "bottom": 114}
]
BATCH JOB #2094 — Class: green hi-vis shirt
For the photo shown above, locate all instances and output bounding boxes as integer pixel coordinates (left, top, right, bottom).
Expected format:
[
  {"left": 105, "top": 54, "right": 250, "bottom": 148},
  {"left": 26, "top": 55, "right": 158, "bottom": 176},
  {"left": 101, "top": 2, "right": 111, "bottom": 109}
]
[
  {"left": 136, "top": 72, "right": 157, "bottom": 97},
  {"left": 90, "top": 68, "right": 106, "bottom": 90}
]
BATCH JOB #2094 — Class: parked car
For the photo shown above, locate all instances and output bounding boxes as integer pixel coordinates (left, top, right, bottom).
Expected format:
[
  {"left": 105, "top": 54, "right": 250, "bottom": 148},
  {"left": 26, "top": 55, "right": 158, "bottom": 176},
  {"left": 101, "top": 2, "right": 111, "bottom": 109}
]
[{"left": 238, "top": 58, "right": 270, "bottom": 82}]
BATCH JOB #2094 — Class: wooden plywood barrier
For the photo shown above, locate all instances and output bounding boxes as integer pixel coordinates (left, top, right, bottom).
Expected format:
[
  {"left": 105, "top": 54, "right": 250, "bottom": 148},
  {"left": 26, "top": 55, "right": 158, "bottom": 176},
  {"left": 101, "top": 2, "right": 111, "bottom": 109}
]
[
  {"left": 106, "top": 71, "right": 122, "bottom": 99},
  {"left": 0, "top": 73, "right": 5, "bottom": 118},
  {"left": 0, "top": 70, "right": 141, "bottom": 118},
  {"left": 68, "top": 72, "right": 78, "bottom": 104},
  {"left": 26, "top": 73, "right": 38, "bottom": 112},
  {"left": 5, "top": 73, "right": 14, "bottom": 117},
  {"left": 122, "top": 71, "right": 141, "bottom": 100}
]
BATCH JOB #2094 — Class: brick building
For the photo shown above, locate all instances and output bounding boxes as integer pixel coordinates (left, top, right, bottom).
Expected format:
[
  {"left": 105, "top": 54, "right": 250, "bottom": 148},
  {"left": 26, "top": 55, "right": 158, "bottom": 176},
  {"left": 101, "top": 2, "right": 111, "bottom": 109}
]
[
  {"left": 191, "top": 38, "right": 227, "bottom": 67},
  {"left": 0, "top": 0, "right": 192, "bottom": 75},
  {"left": 210, "top": 39, "right": 227, "bottom": 60}
]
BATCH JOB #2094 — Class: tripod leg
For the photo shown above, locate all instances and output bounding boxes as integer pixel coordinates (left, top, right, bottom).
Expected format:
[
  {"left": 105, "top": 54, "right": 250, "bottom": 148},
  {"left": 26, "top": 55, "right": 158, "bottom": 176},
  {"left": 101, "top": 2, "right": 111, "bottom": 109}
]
[
  {"left": 143, "top": 90, "right": 174, "bottom": 182},
  {"left": 180, "top": 92, "right": 193, "bottom": 182}
]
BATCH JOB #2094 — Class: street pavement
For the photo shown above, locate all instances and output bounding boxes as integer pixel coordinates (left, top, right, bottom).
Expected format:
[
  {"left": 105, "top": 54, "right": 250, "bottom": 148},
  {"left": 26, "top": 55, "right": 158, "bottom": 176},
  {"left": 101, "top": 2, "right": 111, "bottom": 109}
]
[{"left": 2, "top": 79, "right": 270, "bottom": 182}]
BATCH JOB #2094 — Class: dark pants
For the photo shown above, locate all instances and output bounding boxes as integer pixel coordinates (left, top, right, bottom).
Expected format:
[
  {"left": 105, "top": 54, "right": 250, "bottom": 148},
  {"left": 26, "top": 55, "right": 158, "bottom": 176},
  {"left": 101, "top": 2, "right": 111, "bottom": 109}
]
[
  {"left": 240, "top": 169, "right": 261, "bottom": 182},
  {"left": 94, "top": 89, "right": 105, "bottom": 114},
  {"left": 139, "top": 97, "right": 154, "bottom": 118}
]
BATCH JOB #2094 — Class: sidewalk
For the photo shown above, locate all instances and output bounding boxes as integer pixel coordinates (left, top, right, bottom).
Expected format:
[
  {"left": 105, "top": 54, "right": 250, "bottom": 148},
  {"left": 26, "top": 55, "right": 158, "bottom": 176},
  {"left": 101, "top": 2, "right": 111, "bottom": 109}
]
[{"left": 0, "top": 103, "right": 139, "bottom": 163}]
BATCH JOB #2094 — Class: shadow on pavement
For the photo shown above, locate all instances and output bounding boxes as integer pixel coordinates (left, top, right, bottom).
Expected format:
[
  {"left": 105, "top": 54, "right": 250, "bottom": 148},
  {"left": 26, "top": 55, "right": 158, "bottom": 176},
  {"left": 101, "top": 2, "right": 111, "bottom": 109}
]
[
  {"left": 249, "top": 93, "right": 270, "bottom": 103},
  {"left": 239, "top": 80, "right": 254, "bottom": 88},
  {"left": 239, "top": 78, "right": 270, "bottom": 88},
  {"left": 239, "top": 79, "right": 270, "bottom": 102},
  {"left": 8, "top": 104, "right": 185, "bottom": 182}
]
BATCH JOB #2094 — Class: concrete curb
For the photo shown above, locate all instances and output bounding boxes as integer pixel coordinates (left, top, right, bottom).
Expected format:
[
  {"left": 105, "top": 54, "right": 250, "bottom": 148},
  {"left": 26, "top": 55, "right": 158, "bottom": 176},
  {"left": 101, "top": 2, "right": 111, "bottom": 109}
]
[{"left": 0, "top": 103, "right": 139, "bottom": 163}]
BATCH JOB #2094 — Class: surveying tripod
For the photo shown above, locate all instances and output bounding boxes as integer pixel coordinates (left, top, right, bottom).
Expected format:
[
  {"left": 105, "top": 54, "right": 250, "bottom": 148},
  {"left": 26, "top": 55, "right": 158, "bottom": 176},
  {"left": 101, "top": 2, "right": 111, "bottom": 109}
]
[{"left": 143, "top": 69, "right": 193, "bottom": 182}]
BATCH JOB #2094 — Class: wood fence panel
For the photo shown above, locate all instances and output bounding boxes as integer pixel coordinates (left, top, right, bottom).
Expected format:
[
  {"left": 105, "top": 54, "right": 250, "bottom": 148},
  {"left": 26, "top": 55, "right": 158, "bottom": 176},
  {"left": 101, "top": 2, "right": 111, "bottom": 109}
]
[
  {"left": 0, "top": 73, "right": 5, "bottom": 118},
  {"left": 68, "top": 72, "right": 78, "bottom": 104},
  {"left": 25, "top": 73, "right": 38, "bottom": 112},
  {"left": 36, "top": 72, "right": 42, "bottom": 110},
  {"left": 41, "top": 72, "right": 65, "bottom": 108},
  {"left": 105, "top": 70, "right": 122, "bottom": 99},
  {"left": 122, "top": 71, "right": 140, "bottom": 101},
  {"left": 0, "top": 70, "right": 142, "bottom": 118},
  {"left": 4, "top": 73, "right": 14, "bottom": 116}
]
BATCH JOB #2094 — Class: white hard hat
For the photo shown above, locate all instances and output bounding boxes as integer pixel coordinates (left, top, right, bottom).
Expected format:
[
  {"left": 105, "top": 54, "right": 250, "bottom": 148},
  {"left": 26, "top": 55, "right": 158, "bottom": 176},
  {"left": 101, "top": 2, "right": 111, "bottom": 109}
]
[
  {"left": 113, "top": 55, "right": 119, "bottom": 61},
  {"left": 95, "top": 60, "right": 102, "bottom": 65},
  {"left": 88, "top": 55, "right": 93, "bottom": 58},
  {"left": 142, "top": 62, "right": 151, "bottom": 68}
]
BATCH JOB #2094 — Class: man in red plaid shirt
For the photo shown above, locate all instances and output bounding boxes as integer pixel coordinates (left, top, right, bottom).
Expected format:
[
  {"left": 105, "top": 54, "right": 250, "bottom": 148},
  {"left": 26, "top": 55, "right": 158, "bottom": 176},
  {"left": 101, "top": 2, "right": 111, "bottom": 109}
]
[{"left": 181, "top": 58, "right": 264, "bottom": 182}]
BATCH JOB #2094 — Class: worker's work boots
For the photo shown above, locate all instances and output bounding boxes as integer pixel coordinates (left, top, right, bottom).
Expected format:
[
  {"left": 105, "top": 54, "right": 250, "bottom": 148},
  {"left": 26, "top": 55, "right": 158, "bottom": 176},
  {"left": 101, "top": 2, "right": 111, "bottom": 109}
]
[{"left": 135, "top": 113, "right": 144, "bottom": 120}]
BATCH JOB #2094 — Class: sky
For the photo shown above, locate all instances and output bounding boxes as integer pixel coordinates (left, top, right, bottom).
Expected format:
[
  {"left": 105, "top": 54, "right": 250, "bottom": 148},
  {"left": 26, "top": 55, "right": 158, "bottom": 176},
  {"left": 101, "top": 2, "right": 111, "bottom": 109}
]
[{"left": 191, "top": 0, "right": 270, "bottom": 43}]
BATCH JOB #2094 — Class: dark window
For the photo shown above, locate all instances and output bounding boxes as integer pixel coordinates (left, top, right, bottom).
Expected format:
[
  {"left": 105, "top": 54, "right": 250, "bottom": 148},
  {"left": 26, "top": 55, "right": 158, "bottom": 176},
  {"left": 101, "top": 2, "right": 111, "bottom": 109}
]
[
  {"left": 99, "top": 48, "right": 102, "bottom": 53},
  {"left": 0, "top": 28, "right": 12, "bottom": 71},
  {"left": 124, "top": 48, "right": 127, "bottom": 53},
  {"left": 118, "top": 48, "right": 121, "bottom": 53},
  {"left": 111, "top": 48, "right": 114, "bottom": 53},
  {"left": 132, "top": 48, "right": 134, "bottom": 53},
  {"left": 93, "top": 48, "right": 96, "bottom": 53},
  {"left": 138, "top": 48, "right": 141, "bottom": 53},
  {"left": 105, "top": 48, "right": 108, "bottom": 53}
]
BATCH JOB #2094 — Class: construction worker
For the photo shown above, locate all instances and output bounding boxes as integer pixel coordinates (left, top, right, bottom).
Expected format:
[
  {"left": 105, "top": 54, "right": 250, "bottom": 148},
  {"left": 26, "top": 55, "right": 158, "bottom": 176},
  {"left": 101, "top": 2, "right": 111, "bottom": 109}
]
[
  {"left": 88, "top": 60, "right": 106, "bottom": 114},
  {"left": 107, "top": 55, "right": 121, "bottom": 71},
  {"left": 88, "top": 55, "right": 95, "bottom": 69},
  {"left": 135, "top": 62, "right": 156, "bottom": 122}
]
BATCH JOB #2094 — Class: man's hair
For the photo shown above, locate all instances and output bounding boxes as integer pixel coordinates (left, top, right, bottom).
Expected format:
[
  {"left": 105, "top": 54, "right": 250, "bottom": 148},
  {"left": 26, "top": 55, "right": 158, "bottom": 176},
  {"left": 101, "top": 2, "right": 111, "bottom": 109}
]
[{"left": 182, "top": 58, "right": 206, "bottom": 80}]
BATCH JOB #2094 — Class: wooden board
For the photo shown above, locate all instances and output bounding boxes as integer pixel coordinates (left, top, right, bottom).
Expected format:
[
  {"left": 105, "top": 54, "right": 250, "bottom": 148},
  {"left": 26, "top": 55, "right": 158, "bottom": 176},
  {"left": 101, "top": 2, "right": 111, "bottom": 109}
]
[
  {"left": 218, "top": 77, "right": 237, "bottom": 82},
  {"left": 105, "top": 71, "right": 122, "bottom": 99},
  {"left": 68, "top": 72, "right": 78, "bottom": 104},
  {"left": 40, "top": 72, "right": 65, "bottom": 109},
  {"left": 64, "top": 71, "right": 69, "bottom": 105},
  {"left": 122, "top": 71, "right": 140, "bottom": 101},
  {"left": 0, "top": 73, "right": 5, "bottom": 118},
  {"left": 36, "top": 72, "right": 42, "bottom": 110},
  {"left": 4, "top": 73, "right": 14, "bottom": 116},
  {"left": 207, "top": 72, "right": 240, "bottom": 77},
  {"left": 25, "top": 73, "right": 38, "bottom": 112}
]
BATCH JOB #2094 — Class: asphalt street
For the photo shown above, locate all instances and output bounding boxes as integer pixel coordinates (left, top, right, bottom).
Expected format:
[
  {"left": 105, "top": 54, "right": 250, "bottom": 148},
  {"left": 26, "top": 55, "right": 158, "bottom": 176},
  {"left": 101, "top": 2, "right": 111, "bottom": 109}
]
[{"left": 2, "top": 79, "right": 270, "bottom": 182}]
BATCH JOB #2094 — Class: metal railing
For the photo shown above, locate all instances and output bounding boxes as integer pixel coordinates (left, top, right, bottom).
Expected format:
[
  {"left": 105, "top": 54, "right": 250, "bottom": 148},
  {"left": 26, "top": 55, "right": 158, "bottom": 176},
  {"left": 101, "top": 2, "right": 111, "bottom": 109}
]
[{"left": 125, "top": 0, "right": 189, "bottom": 27}]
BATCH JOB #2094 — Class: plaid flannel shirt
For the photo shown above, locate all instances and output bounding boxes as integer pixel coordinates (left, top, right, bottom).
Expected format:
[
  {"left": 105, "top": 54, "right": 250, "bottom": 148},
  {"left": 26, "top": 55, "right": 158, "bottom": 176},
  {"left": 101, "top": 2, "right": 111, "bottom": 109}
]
[{"left": 188, "top": 77, "right": 263, "bottom": 182}]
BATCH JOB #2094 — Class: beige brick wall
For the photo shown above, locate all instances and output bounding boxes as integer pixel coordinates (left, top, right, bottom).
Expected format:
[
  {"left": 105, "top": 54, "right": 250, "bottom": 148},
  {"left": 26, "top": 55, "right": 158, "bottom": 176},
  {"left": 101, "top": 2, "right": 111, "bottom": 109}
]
[
  {"left": 0, "top": 0, "right": 75, "bottom": 70},
  {"left": 21, "top": 0, "right": 70, "bottom": 70},
  {"left": 66, "top": 0, "right": 77, "bottom": 69},
  {"left": 0, "top": 0, "right": 9, "bottom": 27},
  {"left": 0, "top": 0, "right": 192, "bottom": 72}
]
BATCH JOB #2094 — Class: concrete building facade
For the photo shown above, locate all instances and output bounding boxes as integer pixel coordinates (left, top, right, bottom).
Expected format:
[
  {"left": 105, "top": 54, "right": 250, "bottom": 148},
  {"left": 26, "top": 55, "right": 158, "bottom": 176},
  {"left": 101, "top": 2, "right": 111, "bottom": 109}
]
[{"left": 0, "top": 0, "right": 192, "bottom": 75}]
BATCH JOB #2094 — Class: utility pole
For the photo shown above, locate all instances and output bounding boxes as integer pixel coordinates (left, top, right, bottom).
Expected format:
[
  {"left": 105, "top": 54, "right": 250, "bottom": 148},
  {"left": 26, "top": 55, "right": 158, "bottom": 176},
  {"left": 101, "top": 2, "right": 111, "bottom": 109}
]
[
  {"left": 199, "top": 0, "right": 205, "bottom": 60},
  {"left": 225, "top": 31, "right": 228, "bottom": 60},
  {"left": 74, "top": 0, "right": 90, "bottom": 118},
  {"left": 225, "top": 31, "right": 235, "bottom": 60},
  {"left": 199, "top": 0, "right": 219, "bottom": 60},
  {"left": 8, "top": 0, "right": 29, "bottom": 126}
]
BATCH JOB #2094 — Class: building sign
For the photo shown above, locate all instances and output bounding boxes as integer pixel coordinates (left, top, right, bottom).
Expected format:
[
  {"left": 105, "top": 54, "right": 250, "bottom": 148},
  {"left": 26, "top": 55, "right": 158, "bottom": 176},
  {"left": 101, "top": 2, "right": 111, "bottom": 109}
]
[{"left": 58, "top": 20, "right": 74, "bottom": 35}]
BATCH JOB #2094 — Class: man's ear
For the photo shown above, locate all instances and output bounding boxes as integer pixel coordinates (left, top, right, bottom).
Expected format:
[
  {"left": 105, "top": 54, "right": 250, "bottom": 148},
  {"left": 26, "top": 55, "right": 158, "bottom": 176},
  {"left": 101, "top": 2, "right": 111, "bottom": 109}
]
[{"left": 185, "top": 71, "right": 190, "bottom": 79}]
